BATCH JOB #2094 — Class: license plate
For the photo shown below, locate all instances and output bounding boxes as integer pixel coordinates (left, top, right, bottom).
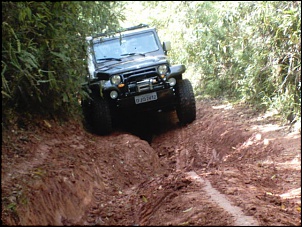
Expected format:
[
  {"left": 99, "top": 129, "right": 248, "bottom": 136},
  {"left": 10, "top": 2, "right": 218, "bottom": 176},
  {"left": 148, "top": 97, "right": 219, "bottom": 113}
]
[{"left": 135, "top": 92, "right": 157, "bottom": 104}]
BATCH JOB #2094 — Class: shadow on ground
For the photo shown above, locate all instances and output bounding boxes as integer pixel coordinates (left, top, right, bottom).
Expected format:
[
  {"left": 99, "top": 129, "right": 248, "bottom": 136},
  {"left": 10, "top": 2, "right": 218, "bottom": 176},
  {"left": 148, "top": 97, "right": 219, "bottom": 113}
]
[{"left": 113, "top": 110, "right": 180, "bottom": 143}]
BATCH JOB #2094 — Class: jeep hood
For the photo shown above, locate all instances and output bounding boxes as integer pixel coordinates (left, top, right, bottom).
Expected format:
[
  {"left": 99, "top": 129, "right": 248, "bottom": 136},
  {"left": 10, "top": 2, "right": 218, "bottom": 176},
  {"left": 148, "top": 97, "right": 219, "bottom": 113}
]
[{"left": 95, "top": 55, "right": 168, "bottom": 74}]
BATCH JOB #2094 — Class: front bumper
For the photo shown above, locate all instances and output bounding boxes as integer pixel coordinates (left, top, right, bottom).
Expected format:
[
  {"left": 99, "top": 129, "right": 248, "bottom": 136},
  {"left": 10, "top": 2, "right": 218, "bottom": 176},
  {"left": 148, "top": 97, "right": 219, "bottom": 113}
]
[{"left": 111, "top": 87, "right": 177, "bottom": 113}]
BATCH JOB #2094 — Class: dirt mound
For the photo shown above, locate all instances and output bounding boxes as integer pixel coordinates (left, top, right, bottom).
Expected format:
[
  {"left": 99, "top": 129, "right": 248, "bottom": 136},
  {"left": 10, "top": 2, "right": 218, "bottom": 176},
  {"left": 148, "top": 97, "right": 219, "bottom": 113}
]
[{"left": 1, "top": 99, "right": 301, "bottom": 226}]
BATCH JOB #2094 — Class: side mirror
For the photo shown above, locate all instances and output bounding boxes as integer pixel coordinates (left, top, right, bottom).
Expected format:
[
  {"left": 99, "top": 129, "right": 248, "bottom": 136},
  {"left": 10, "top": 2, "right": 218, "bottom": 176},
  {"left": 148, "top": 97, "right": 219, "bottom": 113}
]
[
  {"left": 86, "top": 36, "right": 93, "bottom": 41},
  {"left": 163, "top": 41, "right": 171, "bottom": 54}
]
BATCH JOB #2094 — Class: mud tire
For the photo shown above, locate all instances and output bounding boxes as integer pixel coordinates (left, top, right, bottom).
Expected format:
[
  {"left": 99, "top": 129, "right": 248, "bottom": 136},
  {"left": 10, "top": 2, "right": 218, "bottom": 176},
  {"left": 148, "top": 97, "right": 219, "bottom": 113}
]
[
  {"left": 81, "top": 98, "right": 93, "bottom": 130},
  {"left": 90, "top": 97, "right": 113, "bottom": 135},
  {"left": 175, "top": 79, "right": 196, "bottom": 124}
]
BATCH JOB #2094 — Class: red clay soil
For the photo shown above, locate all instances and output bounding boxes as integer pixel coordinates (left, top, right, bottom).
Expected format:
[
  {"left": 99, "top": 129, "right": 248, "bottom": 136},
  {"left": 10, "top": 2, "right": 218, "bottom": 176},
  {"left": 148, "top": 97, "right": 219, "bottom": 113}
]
[{"left": 1, "top": 99, "right": 301, "bottom": 226}]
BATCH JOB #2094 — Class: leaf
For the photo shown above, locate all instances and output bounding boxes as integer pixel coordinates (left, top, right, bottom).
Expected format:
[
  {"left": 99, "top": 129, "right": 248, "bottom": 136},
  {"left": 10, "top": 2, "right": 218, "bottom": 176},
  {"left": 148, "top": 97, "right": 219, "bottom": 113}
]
[
  {"left": 33, "top": 170, "right": 44, "bottom": 176},
  {"left": 43, "top": 120, "right": 52, "bottom": 128},
  {"left": 7, "top": 203, "right": 16, "bottom": 211},
  {"left": 19, "top": 51, "right": 39, "bottom": 69},
  {"left": 37, "top": 79, "right": 53, "bottom": 84},
  {"left": 25, "top": 6, "right": 32, "bottom": 20},
  {"left": 50, "top": 51, "right": 70, "bottom": 63},
  {"left": 99, "top": 84, "right": 103, "bottom": 97},
  {"left": 1, "top": 91, "right": 12, "bottom": 98},
  {"left": 62, "top": 93, "right": 69, "bottom": 103},
  {"left": 182, "top": 207, "right": 193, "bottom": 213},
  {"left": 141, "top": 195, "right": 148, "bottom": 203}
]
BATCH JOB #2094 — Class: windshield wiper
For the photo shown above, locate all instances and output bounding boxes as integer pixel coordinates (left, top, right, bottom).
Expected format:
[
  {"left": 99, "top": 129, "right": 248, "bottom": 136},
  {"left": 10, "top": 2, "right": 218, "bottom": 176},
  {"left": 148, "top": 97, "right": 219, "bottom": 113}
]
[
  {"left": 120, "top": 52, "right": 145, "bottom": 57},
  {"left": 96, "top": 58, "right": 121, "bottom": 62}
]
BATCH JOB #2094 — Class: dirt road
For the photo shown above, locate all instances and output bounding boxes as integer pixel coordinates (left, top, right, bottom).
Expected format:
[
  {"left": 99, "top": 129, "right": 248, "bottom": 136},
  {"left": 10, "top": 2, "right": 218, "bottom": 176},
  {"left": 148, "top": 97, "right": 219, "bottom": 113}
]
[{"left": 1, "top": 99, "right": 301, "bottom": 225}]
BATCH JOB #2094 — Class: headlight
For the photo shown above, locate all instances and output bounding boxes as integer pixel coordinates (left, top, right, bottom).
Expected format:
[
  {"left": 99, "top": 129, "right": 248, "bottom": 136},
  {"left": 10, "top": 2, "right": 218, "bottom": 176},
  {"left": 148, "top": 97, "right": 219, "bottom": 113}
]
[
  {"left": 158, "top": 65, "right": 168, "bottom": 75},
  {"left": 110, "top": 75, "right": 122, "bottom": 85}
]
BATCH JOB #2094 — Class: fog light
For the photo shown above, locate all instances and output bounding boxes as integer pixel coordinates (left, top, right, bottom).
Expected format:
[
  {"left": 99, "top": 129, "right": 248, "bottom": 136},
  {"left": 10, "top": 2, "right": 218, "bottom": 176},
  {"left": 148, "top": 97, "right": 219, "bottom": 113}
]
[
  {"left": 168, "top": 78, "right": 176, "bottom": 86},
  {"left": 110, "top": 90, "right": 118, "bottom": 99}
]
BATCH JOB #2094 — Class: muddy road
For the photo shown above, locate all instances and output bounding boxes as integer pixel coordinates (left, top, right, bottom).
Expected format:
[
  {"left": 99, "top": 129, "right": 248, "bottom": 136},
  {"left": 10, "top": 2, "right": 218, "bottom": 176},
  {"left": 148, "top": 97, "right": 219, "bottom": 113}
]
[{"left": 1, "top": 99, "right": 301, "bottom": 226}]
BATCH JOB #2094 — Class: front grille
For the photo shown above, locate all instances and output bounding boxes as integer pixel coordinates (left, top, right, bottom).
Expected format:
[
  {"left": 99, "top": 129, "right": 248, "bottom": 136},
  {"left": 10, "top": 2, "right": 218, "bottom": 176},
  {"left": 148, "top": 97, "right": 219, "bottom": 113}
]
[
  {"left": 123, "top": 67, "right": 164, "bottom": 94},
  {"left": 123, "top": 67, "right": 157, "bottom": 83}
]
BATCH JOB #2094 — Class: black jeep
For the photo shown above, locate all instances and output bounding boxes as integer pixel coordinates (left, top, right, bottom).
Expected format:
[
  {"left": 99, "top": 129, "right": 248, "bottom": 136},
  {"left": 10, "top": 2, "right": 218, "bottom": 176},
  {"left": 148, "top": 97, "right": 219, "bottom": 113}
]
[{"left": 81, "top": 24, "right": 196, "bottom": 135}]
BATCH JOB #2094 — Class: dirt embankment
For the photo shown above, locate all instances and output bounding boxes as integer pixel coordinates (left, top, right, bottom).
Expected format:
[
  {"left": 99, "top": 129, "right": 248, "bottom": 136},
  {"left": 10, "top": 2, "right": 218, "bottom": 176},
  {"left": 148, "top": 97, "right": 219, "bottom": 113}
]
[{"left": 1, "top": 99, "right": 301, "bottom": 226}]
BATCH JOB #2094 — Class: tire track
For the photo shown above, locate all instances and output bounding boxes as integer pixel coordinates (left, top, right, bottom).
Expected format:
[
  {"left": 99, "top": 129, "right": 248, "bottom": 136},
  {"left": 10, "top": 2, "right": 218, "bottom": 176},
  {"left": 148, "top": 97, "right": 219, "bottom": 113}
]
[{"left": 187, "top": 171, "right": 259, "bottom": 226}]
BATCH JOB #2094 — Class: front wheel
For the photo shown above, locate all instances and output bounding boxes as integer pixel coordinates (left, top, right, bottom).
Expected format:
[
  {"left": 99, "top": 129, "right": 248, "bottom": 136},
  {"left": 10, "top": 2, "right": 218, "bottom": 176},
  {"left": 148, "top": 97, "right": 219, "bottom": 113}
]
[{"left": 175, "top": 79, "right": 196, "bottom": 124}]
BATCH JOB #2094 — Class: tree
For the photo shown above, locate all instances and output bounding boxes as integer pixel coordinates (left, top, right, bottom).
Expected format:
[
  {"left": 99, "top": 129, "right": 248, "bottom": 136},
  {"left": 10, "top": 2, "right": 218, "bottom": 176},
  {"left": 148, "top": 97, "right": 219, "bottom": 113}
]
[
  {"left": 123, "top": 1, "right": 301, "bottom": 121},
  {"left": 2, "top": 1, "right": 125, "bottom": 122}
]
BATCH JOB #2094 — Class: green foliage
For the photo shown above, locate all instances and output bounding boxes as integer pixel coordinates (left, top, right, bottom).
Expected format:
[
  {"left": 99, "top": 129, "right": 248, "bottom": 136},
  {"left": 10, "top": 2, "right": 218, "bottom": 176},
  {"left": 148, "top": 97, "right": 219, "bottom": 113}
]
[
  {"left": 125, "top": 1, "right": 301, "bottom": 122},
  {"left": 2, "top": 1, "right": 125, "bottom": 122},
  {"left": 2, "top": 1, "right": 300, "bottom": 124}
]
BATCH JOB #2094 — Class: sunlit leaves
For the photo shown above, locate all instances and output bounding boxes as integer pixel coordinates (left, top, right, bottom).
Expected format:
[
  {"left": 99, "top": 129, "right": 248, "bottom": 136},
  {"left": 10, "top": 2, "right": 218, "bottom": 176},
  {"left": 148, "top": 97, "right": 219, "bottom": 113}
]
[{"left": 123, "top": 1, "right": 300, "bottom": 121}]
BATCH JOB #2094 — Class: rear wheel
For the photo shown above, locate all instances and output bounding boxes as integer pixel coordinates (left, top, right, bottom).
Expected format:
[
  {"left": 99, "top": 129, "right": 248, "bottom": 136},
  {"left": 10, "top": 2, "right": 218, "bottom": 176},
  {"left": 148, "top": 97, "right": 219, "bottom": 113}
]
[
  {"left": 82, "top": 96, "right": 113, "bottom": 135},
  {"left": 81, "top": 98, "right": 93, "bottom": 130},
  {"left": 175, "top": 79, "right": 196, "bottom": 124},
  {"left": 92, "top": 97, "right": 112, "bottom": 135}
]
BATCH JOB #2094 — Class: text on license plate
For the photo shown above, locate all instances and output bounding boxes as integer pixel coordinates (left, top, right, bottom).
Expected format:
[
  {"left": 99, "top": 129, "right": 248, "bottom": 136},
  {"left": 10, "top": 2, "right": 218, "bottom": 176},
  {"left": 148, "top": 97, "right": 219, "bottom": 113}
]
[{"left": 135, "top": 92, "right": 157, "bottom": 104}]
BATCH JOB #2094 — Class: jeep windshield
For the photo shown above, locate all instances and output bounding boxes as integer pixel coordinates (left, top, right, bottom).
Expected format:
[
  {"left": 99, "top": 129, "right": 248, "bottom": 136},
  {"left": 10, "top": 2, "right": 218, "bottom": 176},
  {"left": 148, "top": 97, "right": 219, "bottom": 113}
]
[{"left": 93, "top": 31, "right": 159, "bottom": 62}]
